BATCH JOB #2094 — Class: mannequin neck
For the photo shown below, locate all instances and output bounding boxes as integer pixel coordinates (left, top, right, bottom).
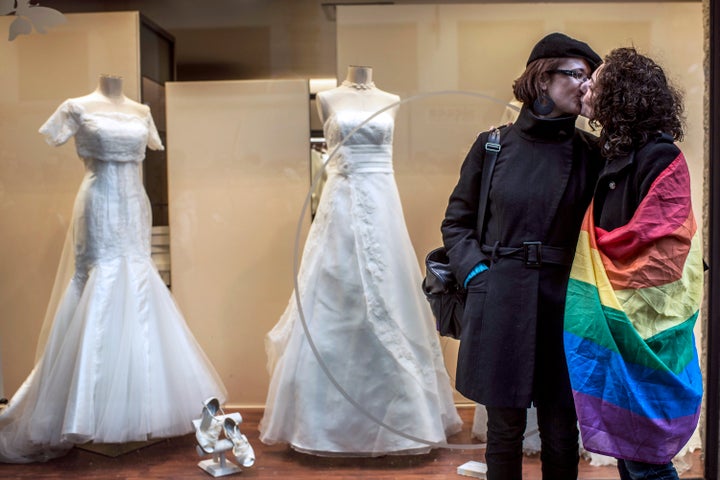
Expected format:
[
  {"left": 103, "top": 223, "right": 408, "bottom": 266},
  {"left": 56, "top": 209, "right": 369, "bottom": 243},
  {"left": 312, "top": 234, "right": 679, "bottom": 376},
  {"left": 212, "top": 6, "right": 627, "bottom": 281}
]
[
  {"left": 342, "top": 66, "right": 375, "bottom": 90},
  {"left": 97, "top": 75, "right": 124, "bottom": 99}
]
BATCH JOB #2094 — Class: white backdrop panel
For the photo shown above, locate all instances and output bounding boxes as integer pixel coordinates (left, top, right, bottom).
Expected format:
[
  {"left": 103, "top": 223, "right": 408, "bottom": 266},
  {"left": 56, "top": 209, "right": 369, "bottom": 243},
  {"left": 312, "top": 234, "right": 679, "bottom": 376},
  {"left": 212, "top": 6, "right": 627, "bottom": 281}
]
[{"left": 166, "top": 80, "right": 310, "bottom": 405}]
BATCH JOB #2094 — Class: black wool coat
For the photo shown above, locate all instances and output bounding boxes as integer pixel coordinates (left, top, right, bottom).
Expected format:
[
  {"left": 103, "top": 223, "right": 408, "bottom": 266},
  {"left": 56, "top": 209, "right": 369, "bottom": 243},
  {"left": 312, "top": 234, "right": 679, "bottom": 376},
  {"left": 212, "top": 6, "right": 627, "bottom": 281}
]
[
  {"left": 441, "top": 106, "right": 602, "bottom": 408},
  {"left": 593, "top": 132, "right": 679, "bottom": 231}
]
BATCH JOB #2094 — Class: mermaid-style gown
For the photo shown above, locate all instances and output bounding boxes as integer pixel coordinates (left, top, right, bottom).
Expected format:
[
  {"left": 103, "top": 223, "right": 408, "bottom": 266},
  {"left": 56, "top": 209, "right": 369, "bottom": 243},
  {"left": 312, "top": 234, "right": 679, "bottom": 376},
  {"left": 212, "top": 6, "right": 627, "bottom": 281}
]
[
  {"left": 0, "top": 99, "right": 227, "bottom": 463},
  {"left": 259, "top": 108, "right": 462, "bottom": 455}
]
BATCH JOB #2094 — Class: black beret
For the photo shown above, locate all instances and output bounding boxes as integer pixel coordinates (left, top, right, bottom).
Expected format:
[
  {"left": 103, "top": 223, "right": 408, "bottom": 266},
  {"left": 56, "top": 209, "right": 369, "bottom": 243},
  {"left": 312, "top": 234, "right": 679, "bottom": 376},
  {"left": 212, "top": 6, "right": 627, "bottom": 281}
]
[{"left": 527, "top": 32, "right": 601, "bottom": 70}]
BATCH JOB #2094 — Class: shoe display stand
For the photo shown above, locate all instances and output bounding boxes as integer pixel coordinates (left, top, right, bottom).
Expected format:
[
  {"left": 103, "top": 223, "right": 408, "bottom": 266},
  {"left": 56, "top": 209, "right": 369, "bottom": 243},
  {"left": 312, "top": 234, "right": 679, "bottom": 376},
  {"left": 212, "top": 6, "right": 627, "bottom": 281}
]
[{"left": 192, "top": 412, "right": 244, "bottom": 477}]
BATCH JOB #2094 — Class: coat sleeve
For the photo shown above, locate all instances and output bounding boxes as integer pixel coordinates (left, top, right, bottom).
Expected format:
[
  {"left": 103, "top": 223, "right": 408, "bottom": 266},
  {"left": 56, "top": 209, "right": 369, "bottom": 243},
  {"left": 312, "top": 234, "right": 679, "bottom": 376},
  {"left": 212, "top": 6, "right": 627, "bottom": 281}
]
[{"left": 441, "top": 131, "right": 490, "bottom": 283}]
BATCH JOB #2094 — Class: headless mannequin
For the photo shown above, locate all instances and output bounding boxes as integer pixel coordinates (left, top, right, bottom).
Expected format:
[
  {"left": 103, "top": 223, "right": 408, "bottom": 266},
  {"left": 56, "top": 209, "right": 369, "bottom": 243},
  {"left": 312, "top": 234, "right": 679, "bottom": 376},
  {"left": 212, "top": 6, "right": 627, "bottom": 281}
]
[
  {"left": 74, "top": 74, "right": 148, "bottom": 117},
  {"left": 316, "top": 65, "right": 400, "bottom": 125}
]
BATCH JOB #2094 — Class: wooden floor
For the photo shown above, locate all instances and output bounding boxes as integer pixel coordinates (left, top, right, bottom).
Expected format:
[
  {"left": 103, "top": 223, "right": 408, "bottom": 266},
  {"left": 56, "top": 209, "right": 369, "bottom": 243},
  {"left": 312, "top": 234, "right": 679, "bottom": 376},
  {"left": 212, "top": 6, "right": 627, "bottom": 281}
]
[{"left": 0, "top": 406, "right": 704, "bottom": 479}]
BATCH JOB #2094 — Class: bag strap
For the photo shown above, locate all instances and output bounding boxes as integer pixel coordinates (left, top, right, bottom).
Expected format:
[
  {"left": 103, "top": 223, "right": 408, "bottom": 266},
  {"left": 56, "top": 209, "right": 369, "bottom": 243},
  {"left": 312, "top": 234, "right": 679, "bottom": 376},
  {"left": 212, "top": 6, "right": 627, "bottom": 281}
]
[{"left": 477, "top": 128, "right": 501, "bottom": 237}]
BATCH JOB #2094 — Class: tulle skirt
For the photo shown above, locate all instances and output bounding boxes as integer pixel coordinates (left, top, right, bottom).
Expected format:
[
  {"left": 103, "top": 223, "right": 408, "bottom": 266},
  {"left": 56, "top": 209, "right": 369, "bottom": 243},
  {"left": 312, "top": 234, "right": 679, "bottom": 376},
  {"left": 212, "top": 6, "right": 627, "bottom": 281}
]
[{"left": 0, "top": 255, "right": 227, "bottom": 463}]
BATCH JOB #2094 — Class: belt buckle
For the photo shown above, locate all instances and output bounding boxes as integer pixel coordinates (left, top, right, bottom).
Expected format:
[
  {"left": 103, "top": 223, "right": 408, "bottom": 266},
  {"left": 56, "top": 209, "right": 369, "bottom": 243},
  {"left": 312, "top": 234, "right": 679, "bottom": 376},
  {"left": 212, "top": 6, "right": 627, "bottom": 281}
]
[{"left": 523, "top": 241, "right": 542, "bottom": 268}]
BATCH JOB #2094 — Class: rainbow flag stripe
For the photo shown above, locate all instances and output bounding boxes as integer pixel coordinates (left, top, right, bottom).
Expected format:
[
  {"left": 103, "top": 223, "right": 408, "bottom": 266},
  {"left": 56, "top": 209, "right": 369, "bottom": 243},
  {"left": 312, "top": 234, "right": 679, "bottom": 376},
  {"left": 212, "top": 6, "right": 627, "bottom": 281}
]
[{"left": 564, "top": 153, "right": 703, "bottom": 464}]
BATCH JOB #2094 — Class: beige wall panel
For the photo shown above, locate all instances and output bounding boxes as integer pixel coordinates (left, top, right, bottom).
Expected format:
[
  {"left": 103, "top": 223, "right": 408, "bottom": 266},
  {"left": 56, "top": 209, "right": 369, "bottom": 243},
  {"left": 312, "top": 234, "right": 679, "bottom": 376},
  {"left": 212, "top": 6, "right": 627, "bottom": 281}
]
[
  {"left": 337, "top": 24, "right": 418, "bottom": 92},
  {"left": 338, "top": 3, "right": 703, "bottom": 404},
  {"left": 166, "top": 80, "right": 310, "bottom": 406},
  {"left": 0, "top": 12, "right": 141, "bottom": 398},
  {"left": 457, "top": 20, "right": 545, "bottom": 95}
]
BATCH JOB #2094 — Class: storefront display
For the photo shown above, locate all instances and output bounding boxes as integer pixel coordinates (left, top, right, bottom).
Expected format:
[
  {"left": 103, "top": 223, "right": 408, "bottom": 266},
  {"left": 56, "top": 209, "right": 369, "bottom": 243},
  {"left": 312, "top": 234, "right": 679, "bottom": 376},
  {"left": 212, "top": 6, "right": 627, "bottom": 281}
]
[{"left": 0, "top": 1, "right": 715, "bottom": 475}]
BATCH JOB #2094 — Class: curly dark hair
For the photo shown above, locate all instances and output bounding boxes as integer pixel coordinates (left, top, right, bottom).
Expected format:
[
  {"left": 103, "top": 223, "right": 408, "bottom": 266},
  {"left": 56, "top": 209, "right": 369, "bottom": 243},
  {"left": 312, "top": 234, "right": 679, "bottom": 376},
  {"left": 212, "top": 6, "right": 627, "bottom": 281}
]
[{"left": 590, "top": 47, "right": 684, "bottom": 160}]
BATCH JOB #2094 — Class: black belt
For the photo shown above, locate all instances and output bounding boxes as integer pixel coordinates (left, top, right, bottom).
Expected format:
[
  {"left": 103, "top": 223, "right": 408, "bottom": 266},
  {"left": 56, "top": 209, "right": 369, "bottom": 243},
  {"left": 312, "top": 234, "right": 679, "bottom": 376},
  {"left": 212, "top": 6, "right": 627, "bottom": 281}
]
[{"left": 481, "top": 241, "right": 574, "bottom": 268}]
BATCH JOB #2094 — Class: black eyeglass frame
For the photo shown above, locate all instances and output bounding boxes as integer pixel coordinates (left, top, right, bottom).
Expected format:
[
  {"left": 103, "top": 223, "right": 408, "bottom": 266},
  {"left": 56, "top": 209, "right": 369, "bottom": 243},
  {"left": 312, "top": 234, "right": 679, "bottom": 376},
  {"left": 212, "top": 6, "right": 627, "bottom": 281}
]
[{"left": 546, "top": 69, "right": 589, "bottom": 82}]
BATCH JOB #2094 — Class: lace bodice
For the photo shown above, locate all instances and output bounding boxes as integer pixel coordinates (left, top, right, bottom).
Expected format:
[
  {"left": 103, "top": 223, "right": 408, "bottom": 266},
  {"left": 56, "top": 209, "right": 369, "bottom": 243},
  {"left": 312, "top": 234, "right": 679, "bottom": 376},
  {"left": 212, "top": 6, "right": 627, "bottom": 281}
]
[
  {"left": 39, "top": 99, "right": 164, "bottom": 162},
  {"left": 38, "top": 98, "right": 164, "bottom": 279},
  {"left": 324, "top": 109, "right": 396, "bottom": 176},
  {"left": 323, "top": 109, "right": 394, "bottom": 149}
]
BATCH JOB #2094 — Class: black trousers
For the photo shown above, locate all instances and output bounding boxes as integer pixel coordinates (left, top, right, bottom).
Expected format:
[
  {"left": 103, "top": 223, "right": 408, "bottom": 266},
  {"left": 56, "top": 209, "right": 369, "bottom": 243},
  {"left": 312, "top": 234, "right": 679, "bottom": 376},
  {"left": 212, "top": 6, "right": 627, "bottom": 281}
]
[{"left": 485, "top": 405, "right": 579, "bottom": 480}]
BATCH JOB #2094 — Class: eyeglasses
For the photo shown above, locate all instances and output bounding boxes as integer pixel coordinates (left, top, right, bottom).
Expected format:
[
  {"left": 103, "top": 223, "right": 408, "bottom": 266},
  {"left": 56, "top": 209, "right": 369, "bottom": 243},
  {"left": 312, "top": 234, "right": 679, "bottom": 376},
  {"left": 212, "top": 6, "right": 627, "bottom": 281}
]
[{"left": 546, "top": 69, "right": 589, "bottom": 83}]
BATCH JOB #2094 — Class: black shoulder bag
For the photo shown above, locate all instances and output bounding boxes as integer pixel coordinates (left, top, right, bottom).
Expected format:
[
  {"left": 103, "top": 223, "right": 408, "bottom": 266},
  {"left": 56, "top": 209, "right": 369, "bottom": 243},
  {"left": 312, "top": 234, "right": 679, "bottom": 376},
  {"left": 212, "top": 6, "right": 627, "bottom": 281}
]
[{"left": 422, "top": 128, "right": 501, "bottom": 339}]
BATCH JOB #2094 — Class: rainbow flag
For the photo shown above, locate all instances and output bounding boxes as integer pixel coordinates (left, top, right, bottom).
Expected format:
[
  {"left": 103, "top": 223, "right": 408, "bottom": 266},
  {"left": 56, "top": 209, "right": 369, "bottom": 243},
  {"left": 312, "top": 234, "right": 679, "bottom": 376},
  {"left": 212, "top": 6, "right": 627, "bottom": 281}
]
[{"left": 564, "top": 152, "right": 703, "bottom": 464}]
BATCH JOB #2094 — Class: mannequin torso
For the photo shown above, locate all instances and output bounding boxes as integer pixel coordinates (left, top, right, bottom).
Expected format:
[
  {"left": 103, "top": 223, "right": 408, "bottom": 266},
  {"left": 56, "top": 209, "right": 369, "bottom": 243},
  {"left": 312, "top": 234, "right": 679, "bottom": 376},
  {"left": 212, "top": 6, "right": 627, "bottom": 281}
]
[
  {"left": 317, "top": 66, "right": 400, "bottom": 125},
  {"left": 73, "top": 74, "right": 148, "bottom": 117}
]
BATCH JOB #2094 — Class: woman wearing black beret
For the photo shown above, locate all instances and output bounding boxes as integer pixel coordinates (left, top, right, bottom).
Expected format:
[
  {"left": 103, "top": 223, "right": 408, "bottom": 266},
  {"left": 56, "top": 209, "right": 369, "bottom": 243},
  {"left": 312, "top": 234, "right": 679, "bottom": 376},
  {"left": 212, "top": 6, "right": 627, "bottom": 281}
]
[{"left": 441, "top": 32, "right": 602, "bottom": 479}]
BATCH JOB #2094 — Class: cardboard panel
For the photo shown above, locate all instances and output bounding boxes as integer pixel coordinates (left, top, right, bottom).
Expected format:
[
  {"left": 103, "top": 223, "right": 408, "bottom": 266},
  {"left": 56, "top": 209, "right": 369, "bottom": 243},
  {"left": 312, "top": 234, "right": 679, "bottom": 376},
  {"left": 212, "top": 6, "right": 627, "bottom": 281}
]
[{"left": 166, "top": 79, "right": 310, "bottom": 405}]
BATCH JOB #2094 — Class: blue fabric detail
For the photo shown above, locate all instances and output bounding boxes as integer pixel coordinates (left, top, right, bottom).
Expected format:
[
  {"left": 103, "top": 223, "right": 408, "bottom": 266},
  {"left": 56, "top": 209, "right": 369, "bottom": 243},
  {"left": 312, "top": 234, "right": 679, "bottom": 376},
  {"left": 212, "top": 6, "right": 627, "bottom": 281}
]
[
  {"left": 463, "top": 262, "right": 488, "bottom": 288},
  {"left": 564, "top": 332, "right": 702, "bottom": 419}
]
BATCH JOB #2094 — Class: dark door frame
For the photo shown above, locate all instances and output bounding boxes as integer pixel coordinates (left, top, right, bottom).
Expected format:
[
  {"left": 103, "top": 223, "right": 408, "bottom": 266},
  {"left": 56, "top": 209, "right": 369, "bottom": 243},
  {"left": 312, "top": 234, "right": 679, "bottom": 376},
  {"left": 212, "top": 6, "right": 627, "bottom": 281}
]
[{"left": 706, "top": 0, "right": 720, "bottom": 479}]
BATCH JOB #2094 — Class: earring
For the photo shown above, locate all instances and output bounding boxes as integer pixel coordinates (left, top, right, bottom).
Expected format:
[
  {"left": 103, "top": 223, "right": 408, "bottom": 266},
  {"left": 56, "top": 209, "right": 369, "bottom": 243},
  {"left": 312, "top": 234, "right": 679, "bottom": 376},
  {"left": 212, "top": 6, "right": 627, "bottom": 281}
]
[{"left": 533, "top": 94, "right": 555, "bottom": 116}]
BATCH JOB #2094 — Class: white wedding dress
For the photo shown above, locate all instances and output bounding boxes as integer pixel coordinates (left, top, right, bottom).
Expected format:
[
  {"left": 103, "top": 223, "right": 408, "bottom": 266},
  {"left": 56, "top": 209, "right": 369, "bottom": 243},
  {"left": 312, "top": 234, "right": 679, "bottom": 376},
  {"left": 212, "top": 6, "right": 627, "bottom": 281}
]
[
  {"left": 0, "top": 99, "right": 227, "bottom": 463},
  {"left": 259, "top": 107, "right": 462, "bottom": 456}
]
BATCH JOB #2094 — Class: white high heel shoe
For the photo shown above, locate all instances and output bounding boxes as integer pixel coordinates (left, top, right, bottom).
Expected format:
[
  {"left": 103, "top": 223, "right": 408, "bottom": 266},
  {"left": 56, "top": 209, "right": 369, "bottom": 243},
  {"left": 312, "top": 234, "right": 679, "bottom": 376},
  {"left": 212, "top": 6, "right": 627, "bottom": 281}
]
[
  {"left": 223, "top": 417, "right": 255, "bottom": 468},
  {"left": 195, "top": 397, "right": 223, "bottom": 454}
]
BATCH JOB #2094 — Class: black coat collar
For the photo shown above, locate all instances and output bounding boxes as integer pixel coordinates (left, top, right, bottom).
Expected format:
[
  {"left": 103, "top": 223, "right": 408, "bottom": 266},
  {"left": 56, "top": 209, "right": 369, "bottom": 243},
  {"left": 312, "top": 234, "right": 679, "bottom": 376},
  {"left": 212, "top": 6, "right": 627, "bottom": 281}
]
[
  {"left": 600, "top": 150, "right": 634, "bottom": 178},
  {"left": 514, "top": 105, "right": 577, "bottom": 141},
  {"left": 598, "top": 132, "right": 674, "bottom": 178}
]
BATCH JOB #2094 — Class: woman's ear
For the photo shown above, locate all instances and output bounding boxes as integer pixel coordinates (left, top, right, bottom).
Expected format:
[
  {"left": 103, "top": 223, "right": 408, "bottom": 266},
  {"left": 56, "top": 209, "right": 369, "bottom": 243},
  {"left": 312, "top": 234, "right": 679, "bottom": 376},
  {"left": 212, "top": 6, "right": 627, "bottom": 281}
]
[{"left": 538, "top": 72, "right": 549, "bottom": 90}]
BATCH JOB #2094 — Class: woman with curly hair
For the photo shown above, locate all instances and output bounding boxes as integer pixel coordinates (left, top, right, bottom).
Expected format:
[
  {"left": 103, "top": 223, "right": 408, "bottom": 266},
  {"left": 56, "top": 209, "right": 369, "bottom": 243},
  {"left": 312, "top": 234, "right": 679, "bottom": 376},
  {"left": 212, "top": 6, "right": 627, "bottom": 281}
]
[{"left": 564, "top": 47, "right": 704, "bottom": 480}]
